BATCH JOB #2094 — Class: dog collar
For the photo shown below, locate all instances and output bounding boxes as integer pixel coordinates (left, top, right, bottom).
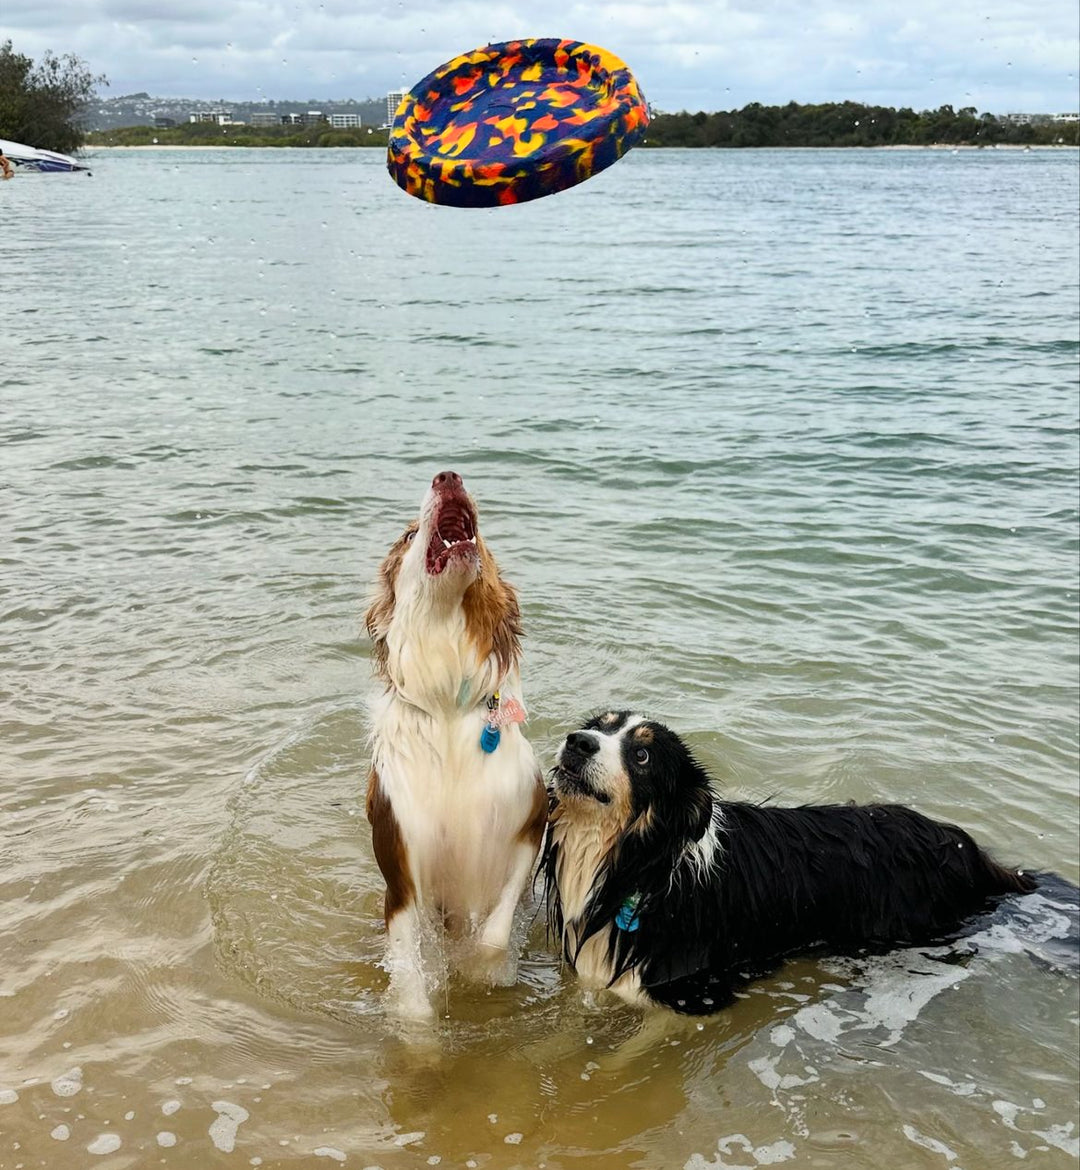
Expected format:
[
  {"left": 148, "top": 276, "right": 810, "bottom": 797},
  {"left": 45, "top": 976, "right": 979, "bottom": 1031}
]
[
  {"left": 615, "top": 892, "right": 642, "bottom": 932},
  {"left": 479, "top": 689, "right": 526, "bottom": 753}
]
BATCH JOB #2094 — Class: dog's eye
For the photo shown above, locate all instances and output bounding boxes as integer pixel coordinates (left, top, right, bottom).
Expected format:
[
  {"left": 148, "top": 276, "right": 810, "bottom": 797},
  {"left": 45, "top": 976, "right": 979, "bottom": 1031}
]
[
  {"left": 404, "top": 530, "right": 416, "bottom": 542},
  {"left": 634, "top": 747, "right": 649, "bottom": 765}
]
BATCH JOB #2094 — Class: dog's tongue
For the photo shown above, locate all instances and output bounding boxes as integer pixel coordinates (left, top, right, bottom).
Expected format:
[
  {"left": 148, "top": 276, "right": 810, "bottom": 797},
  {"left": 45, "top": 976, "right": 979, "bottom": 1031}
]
[{"left": 426, "top": 490, "right": 478, "bottom": 575}]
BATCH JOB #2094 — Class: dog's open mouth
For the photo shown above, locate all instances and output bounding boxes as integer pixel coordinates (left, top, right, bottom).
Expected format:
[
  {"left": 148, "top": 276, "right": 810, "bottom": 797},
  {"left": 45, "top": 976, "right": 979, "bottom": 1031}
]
[{"left": 425, "top": 495, "right": 478, "bottom": 575}]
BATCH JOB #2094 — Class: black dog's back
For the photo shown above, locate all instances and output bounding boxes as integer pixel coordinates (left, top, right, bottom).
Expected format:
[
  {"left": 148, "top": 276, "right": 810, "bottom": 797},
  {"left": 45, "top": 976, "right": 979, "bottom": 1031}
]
[
  {"left": 722, "top": 801, "right": 1034, "bottom": 948},
  {"left": 640, "top": 801, "right": 1039, "bottom": 1013}
]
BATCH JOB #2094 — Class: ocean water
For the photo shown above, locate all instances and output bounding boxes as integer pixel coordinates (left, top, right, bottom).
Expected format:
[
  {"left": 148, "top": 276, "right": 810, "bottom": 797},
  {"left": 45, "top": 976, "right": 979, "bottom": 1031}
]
[{"left": 1, "top": 146, "right": 1078, "bottom": 1169}]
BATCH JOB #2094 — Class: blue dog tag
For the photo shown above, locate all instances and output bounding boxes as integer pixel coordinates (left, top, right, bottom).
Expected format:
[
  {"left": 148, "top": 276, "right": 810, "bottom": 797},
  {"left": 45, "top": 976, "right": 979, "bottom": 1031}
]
[
  {"left": 480, "top": 724, "right": 501, "bottom": 753},
  {"left": 616, "top": 894, "right": 641, "bottom": 932}
]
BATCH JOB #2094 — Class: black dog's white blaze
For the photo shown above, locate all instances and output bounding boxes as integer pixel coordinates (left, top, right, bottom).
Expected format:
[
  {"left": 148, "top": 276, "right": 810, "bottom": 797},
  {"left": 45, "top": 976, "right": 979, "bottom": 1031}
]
[{"left": 546, "top": 715, "right": 1069, "bottom": 1016}]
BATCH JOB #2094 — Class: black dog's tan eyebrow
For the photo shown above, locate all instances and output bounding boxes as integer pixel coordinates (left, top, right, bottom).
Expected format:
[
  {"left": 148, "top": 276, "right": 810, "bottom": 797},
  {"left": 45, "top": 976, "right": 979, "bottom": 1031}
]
[{"left": 583, "top": 710, "right": 632, "bottom": 733}]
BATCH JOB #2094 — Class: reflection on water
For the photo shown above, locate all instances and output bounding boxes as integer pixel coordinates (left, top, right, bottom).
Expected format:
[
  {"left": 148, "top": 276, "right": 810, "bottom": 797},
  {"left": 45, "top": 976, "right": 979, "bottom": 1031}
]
[{"left": 0, "top": 146, "right": 1077, "bottom": 1169}]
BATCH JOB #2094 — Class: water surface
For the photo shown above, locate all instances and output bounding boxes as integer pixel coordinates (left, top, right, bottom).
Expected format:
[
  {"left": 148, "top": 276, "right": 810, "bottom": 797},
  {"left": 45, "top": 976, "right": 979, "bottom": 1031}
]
[{"left": 1, "top": 146, "right": 1078, "bottom": 1169}]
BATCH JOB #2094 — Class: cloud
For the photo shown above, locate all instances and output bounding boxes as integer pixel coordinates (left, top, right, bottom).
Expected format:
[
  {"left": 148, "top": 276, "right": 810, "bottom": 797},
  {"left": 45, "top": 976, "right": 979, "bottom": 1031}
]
[{"left": 4, "top": 0, "right": 1077, "bottom": 112}]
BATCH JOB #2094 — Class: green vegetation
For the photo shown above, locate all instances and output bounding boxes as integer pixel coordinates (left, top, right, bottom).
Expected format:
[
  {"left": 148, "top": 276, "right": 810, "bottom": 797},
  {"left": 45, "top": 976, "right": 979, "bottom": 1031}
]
[
  {"left": 84, "top": 101, "right": 1079, "bottom": 152},
  {"left": 643, "top": 102, "right": 1079, "bottom": 147},
  {"left": 87, "top": 121, "right": 389, "bottom": 148},
  {"left": 0, "top": 40, "right": 106, "bottom": 153}
]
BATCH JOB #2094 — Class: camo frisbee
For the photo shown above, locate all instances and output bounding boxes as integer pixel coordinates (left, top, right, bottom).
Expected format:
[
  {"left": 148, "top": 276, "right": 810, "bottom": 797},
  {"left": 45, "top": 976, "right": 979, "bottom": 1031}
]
[{"left": 387, "top": 38, "right": 649, "bottom": 208}]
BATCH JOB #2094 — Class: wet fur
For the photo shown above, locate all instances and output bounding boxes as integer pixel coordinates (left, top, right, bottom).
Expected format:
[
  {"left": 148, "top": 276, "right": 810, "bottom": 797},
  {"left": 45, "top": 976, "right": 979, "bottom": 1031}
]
[
  {"left": 546, "top": 712, "right": 1043, "bottom": 1015},
  {"left": 365, "top": 474, "right": 543, "bottom": 1019}
]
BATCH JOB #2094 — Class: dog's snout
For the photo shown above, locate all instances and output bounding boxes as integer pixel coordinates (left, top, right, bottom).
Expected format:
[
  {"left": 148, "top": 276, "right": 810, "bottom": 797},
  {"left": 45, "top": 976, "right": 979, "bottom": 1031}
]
[
  {"left": 432, "top": 470, "right": 463, "bottom": 492},
  {"left": 564, "top": 731, "right": 600, "bottom": 758}
]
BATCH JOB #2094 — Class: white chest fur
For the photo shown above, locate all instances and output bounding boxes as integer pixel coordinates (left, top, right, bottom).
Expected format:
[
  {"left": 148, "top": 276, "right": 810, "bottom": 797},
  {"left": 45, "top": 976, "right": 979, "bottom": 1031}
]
[
  {"left": 383, "top": 574, "right": 500, "bottom": 715},
  {"left": 551, "top": 810, "right": 649, "bottom": 1005},
  {"left": 371, "top": 687, "right": 537, "bottom": 921},
  {"left": 552, "top": 813, "right": 618, "bottom": 985}
]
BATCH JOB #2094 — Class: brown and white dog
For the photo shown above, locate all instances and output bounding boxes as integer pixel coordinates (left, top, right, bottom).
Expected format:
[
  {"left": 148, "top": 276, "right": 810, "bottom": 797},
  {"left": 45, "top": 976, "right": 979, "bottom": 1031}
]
[{"left": 365, "top": 471, "right": 546, "bottom": 1018}]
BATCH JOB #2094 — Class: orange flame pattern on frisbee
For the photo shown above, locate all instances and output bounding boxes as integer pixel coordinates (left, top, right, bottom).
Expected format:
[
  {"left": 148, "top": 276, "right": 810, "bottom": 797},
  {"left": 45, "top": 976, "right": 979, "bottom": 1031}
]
[{"left": 387, "top": 39, "right": 649, "bottom": 207}]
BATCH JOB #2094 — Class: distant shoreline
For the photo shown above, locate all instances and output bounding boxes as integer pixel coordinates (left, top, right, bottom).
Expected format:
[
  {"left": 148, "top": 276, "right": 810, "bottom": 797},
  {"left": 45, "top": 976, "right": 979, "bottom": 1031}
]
[{"left": 87, "top": 142, "right": 1079, "bottom": 152}]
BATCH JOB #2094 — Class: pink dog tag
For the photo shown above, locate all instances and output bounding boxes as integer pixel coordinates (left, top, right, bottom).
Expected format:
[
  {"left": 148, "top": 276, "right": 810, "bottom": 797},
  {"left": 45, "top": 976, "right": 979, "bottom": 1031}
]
[{"left": 490, "top": 697, "right": 527, "bottom": 728}]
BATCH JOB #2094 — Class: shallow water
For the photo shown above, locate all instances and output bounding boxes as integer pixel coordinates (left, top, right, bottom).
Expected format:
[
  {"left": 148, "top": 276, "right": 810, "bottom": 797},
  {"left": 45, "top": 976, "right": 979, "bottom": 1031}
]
[{"left": 1, "top": 146, "right": 1078, "bottom": 1169}]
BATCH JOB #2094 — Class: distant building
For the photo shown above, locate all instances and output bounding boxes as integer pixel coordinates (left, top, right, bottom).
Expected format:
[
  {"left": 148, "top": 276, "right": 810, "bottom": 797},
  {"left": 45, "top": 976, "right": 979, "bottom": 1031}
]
[
  {"left": 189, "top": 108, "right": 236, "bottom": 125},
  {"left": 329, "top": 113, "right": 361, "bottom": 128},
  {"left": 153, "top": 116, "right": 176, "bottom": 129},
  {"left": 386, "top": 90, "right": 407, "bottom": 129},
  {"left": 281, "top": 110, "right": 327, "bottom": 126},
  {"left": 1001, "top": 112, "right": 1079, "bottom": 126},
  {"left": 250, "top": 112, "right": 279, "bottom": 127}
]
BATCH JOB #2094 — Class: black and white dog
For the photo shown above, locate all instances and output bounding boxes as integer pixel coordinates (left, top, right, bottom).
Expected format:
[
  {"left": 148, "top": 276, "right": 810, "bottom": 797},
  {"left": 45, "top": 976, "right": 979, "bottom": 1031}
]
[{"left": 545, "top": 711, "right": 1070, "bottom": 1015}]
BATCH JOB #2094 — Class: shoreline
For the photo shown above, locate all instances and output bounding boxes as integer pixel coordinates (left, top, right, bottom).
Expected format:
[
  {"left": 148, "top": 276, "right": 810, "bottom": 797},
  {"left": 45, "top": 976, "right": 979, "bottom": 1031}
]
[{"left": 87, "top": 142, "right": 1079, "bottom": 151}]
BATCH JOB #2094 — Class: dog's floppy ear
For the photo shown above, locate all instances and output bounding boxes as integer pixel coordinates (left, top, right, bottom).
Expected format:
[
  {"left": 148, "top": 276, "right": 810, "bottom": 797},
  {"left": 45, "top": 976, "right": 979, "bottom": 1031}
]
[
  {"left": 679, "top": 784, "right": 714, "bottom": 842},
  {"left": 365, "top": 523, "right": 417, "bottom": 680},
  {"left": 656, "top": 742, "right": 714, "bottom": 843},
  {"left": 463, "top": 538, "right": 523, "bottom": 677}
]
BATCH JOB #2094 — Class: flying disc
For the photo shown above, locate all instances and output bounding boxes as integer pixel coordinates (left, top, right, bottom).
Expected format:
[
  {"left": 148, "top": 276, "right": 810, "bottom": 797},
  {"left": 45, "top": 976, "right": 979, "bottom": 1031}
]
[{"left": 387, "top": 38, "right": 649, "bottom": 208}]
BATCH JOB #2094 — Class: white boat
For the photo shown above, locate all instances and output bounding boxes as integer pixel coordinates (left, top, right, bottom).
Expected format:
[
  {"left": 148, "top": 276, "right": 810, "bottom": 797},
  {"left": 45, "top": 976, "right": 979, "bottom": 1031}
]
[{"left": 0, "top": 136, "right": 91, "bottom": 173}]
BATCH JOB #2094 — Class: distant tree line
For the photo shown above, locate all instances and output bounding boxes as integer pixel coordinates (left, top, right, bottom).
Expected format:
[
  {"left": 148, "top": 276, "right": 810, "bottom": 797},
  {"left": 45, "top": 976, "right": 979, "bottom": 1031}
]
[
  {"left": 88, "top": 101, "right": 1079, "bottom": 152},
  {"left": 7, "top": 35, "right": 1076, "bottom": 158},
  {"left": 86, "top": 121, "right": 390, "bottom": 149},
  {"left": 643, "top": 102, "right": 1079, "bottom": 147},
  {"left": 0, "top": 40, "right": 106, "bottom": 153}
]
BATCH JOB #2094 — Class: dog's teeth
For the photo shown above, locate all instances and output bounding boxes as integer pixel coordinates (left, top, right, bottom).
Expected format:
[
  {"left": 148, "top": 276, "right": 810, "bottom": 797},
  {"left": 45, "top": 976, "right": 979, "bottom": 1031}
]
[{"left": 443, "top": 538, "right": 452, "bottom": 549}]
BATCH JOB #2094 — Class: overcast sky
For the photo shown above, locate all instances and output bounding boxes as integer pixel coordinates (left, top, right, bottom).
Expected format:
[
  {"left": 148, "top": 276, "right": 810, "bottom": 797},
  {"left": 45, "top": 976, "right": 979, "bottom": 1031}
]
[{"left": 3, "top": 0, "right": 1078, "bottom": 113}]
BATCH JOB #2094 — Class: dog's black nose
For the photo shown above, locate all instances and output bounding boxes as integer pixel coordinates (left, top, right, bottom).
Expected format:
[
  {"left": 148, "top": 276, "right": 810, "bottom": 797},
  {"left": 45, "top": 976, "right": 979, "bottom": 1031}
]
[
  {"left": 433, "top": 470, "right": 463, "bottom": 491},
  {"left": 564, "top": 731, "right": 599, "bottom": 757}
]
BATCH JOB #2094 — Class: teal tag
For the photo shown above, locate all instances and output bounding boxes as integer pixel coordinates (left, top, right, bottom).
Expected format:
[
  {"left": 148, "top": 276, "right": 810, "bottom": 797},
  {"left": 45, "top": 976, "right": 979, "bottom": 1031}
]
[
  {"left": 480, "top": 724, "right": 501, "bottom": 753},
  {"left": 616, "top": 893, "right": 641, "bottom": 932}
]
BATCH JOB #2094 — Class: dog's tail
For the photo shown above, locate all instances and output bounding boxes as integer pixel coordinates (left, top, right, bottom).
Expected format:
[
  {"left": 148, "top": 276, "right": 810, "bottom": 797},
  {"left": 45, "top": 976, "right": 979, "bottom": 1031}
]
[{"left": 990, "top": 858, "right": 1039, "bottom": 895}]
